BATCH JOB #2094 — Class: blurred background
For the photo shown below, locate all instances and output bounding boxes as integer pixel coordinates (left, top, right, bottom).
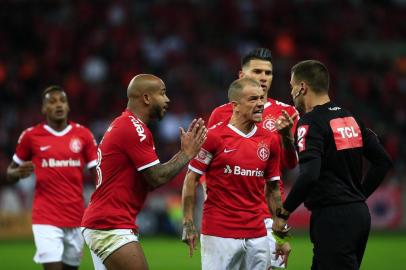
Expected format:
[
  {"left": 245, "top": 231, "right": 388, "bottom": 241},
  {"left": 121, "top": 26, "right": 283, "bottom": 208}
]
[{"left": 0, "top": 0, "right": 405, "bottom": 268}]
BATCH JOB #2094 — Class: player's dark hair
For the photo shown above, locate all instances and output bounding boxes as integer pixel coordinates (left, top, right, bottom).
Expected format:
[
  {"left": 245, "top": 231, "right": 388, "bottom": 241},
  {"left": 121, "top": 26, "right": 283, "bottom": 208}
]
[
  {"left": 228, "top": 78, "right": 260, "bottom": 102},
  {"left": 41, "top": 85, "right": 66, "bottom": 101},
  {"left": 241, "top": 48, "right": 272, "bottom": 67},
  {"left": 291, "top": 60, "right": 330, "bottom": 94}
]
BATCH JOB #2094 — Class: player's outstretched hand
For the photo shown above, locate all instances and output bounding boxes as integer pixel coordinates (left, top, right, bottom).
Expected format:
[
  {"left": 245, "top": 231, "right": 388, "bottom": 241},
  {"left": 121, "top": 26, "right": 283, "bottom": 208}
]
[
  {"left": 276, "top": 110, "right": 299, "bottom": 139},
  {"left": 182, "top": 220, "right": 199, "bottom": 257},
  {"left": 180, "top": 118, "right": 207, "bottom": 160},
  {"left": 274, "top": 242, "right": 292, "bottom": 267}
]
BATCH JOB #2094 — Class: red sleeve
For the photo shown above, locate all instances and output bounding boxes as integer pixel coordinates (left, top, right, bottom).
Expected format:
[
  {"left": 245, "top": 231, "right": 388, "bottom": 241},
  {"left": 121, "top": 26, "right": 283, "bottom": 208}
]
[
  {"left": 265, "top": 134, "right": 281, "bottom": 181},
  {"left": 189, "top": 131, "right": 217, "bottom": 175},
  {"left": 119, "top": 119, "right": 159, "bottom": 171},
  {"left": 82, "top": 128, "right": 98, "bottom": 169},
  {"left": 13, "top": 129, "right": 32, "bottom": 164},
  {"left": 208, "top": 107, "right": 221, "bottom": 127}
]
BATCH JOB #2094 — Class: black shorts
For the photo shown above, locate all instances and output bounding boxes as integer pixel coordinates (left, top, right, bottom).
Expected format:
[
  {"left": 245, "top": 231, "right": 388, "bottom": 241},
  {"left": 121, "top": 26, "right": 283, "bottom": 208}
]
[{"left": 310, "top": 202, "right": 371, "bottom": 270}]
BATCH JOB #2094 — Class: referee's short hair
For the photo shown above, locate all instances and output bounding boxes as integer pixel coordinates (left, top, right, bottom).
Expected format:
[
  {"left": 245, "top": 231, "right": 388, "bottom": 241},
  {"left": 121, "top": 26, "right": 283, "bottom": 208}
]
[
  {"left": 241, "top": 48, "right": 272, "bottom": 68},
  {"left": 291, "top": 60, "right": 330, "bottom": 94}
]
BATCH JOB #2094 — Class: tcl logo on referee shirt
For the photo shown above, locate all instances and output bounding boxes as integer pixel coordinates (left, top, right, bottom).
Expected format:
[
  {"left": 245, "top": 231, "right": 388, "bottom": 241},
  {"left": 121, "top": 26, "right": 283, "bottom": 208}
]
[{"left": 330, "top": 117, "right": 363, "bottom": 150}]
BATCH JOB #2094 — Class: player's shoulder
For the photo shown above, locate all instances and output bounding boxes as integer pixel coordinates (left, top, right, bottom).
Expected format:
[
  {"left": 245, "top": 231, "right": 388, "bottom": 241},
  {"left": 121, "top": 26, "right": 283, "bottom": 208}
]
[
  {"left": 268, "top": 98, "right": 297, "bottom": 113},
  {"left": 211, "top": 102, "right": 232, "bottom": 115},
  {"left": 207, "top": 120, "right": 227, "bottom": 135},
  {"left": 70, "top": 121, "right": 94, "bottom": 135},
  {"left": 256, "top": 125, "right": 280, "bottom": 141}
]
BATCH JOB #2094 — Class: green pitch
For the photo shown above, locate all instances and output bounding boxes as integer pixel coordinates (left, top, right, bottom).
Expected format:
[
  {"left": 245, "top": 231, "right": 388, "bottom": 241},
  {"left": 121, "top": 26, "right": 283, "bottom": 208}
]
[{"left": 0, "top": 233, "right": 404, "bottom": 269}]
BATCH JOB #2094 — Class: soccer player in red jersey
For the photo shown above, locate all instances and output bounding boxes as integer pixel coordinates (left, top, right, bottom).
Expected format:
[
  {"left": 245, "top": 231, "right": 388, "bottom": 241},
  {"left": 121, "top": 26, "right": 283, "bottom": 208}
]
[
  {"left": 81, "top": 74, "right": 207, "bottom": 270},
  {"left": 182, "top": 78, "right": 284, "bottom": 270},
  {"left": 202, "top": 48, "right": 297, "bottom": 268},
  {"left": 6, "top": 85, "right": 98, "bottom": 270}
]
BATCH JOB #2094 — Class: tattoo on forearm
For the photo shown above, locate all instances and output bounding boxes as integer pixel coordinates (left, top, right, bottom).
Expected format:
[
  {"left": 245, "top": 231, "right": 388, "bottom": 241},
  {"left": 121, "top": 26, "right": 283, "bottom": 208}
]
[{"left": 145, "top": 152, "right": 190, "bottom": 187}]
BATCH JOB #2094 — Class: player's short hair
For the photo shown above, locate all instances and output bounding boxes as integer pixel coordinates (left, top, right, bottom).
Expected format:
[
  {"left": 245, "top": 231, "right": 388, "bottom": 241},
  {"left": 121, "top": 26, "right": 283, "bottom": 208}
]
[
  {"left": 41, "top": 85, "right": 66, "bottom": 102},
  {"left": 291, "top": 60, "right": 330, "bottom": 94},
  {"left": 228, "top": 78, "right": 261, "bottom": 102},
  {"left": 241, "top": 48, "right": 272, "bottom": 68}
]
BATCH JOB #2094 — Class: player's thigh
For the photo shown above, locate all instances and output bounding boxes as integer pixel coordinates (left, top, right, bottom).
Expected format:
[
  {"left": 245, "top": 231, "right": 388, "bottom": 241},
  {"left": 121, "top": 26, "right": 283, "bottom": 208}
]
[
  {"left": 61, "top": 227, "right": 84, "bottom": 266},
  {"left": 32, "top": 224, "right": 64, "bottom": 264},
  {"left": 245, "top": 236, "right": 270, "bottom": 270},
  {"left": 81, "top": 228, "right": 142, "bottom": 270},
  {"left": 200, "top": 234, "right": 245, "bottom": 270},
  {"left": 104, "top": 242, "right": 148, "bottom": 270}
]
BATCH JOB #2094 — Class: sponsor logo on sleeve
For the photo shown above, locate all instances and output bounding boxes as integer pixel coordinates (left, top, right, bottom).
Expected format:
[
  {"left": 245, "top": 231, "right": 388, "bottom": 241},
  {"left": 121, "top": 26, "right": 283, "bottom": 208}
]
[
  {"left": 129, "top": 116, "right": 146, "bottom": 142},
  {"left": 330, "top": 117, "right": 363, "bottom": 150},
  {"left": 297, "top": 125, "right": 309, "bottom": 152}
]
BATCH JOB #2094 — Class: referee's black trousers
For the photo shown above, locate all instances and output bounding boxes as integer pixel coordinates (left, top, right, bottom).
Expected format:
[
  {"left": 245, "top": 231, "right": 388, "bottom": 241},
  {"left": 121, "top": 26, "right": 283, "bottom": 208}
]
[{"left": 310, "top": 202, "right": 371, "bottom": 270}]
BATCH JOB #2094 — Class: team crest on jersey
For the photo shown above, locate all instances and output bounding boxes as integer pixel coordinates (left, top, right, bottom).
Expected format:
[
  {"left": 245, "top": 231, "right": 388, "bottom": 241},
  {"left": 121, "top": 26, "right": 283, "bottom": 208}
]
[
  {"left": 69, "top": 138, "right": 82, "bottom": 153},
  {"left": 257, "top": 142, "right": 270, "bottom": 161},
  {"left": 263, "top": 117, "right": 276, "bottom": 132}
]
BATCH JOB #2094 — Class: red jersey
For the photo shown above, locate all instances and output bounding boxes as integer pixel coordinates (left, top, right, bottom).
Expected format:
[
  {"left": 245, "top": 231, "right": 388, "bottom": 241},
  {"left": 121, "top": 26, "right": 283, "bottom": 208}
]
[
  {"left": 189, "top": 122, "right": 281, "bottom": 238},
  {"left": 206, "top": 98, "right": 299, "bottom": 217},
  {"left": 81, "top": 110, "right": 159, "bottom": 230},
  {"left": 13, "top": 122, "right": 97, "bottom": 227}
]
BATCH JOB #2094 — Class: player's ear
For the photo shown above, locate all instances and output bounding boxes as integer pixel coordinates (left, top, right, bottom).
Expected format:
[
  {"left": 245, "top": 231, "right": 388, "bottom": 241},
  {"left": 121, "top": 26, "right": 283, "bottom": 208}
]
[
  {"left": 143, "top": 93, "right": 151, "bottom": 105},
  {"left": 231, "top": 100, "right": 239, "bottom": 111},
  {"left": 238, "top": 70, "right": 244, "bottom": 79}
]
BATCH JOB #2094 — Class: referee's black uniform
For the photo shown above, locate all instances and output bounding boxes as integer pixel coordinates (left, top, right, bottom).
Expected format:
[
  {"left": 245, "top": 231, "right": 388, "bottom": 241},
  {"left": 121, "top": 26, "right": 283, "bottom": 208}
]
[{"left": 283, "top": 101, "right": 392, "bottom": 270}]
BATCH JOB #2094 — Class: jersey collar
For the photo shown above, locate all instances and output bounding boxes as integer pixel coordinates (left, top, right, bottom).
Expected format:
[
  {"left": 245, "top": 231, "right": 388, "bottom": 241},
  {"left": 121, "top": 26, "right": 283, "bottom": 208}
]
[
  {"left": 43, "top": 124, "right": 72, "bottom": 136},
  {"left": 227, "top": 124, "right": 257, "bottom": 138}
]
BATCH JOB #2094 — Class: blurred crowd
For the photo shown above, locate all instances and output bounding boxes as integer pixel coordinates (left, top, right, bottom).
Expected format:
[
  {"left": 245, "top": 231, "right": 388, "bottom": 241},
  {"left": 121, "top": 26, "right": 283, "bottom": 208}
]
[{"left": 0, "top": 0, "right": 405, "bottom": 213}]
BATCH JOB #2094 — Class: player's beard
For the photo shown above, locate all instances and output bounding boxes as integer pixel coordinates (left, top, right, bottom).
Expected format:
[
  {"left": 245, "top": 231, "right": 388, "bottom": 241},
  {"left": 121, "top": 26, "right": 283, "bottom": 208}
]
[
  {"left": 294, "top": 97, "right": 305, "bottom": 114},
  {"left": 151, "top": 103, "right": 166, "bottom": 120}
]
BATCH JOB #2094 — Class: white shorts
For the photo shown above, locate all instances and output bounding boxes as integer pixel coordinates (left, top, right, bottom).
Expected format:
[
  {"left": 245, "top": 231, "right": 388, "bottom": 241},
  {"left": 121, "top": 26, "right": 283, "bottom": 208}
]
[
  {"left": 32, "top": 224, "right": 84, "bottom": 266},
  {"left": 200, "top": 234, "right": 270, "bottom": 270},
  {"left": 81, "top": 227, "right": 139, "bottom": 266},
  {"left": 265, "top": 218, "right": 286, "bottom": 268}
]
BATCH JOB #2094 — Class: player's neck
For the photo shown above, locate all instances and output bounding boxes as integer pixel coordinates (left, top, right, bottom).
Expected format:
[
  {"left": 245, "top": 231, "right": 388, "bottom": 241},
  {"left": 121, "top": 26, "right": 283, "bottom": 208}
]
[
  {"left": 229, "top": 116, "right": 256, "bottom": 134},
  {"left": 306, "top": 94, "right": 330, "bottom": 113},
  {"left": 46, "top": 119, "right": 68, "bottom": 131},
  {"left": 127, "top": 106, "right": 150, "bottom": 124}
]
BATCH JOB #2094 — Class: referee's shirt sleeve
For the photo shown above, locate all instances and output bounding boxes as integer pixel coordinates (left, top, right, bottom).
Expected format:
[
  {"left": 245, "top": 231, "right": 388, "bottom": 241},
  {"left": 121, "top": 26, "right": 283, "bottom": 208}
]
[{"left": 283, "top": 116, "right": 324, "bottom": 213}]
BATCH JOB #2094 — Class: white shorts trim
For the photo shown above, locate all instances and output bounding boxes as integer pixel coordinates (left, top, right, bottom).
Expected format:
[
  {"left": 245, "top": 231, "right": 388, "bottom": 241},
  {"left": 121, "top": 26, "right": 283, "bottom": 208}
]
[
  {"left": 81, "top": 227, "right": 139, "bottom": 263},
  {"left": 32, "top": 224, "right": 84, "bottom": 266}
]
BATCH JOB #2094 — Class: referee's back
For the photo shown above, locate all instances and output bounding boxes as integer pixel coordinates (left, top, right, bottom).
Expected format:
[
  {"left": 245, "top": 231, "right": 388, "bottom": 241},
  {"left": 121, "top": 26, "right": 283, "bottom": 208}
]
[{"left": 295, "top": 101, "right": 390, "bottom": 210}]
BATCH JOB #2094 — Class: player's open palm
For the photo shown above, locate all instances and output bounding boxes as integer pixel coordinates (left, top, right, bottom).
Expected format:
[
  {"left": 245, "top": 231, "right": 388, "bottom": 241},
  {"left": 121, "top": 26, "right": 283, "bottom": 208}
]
[{"left": 180, "top": 118, "right": 207, "bottom": 159}]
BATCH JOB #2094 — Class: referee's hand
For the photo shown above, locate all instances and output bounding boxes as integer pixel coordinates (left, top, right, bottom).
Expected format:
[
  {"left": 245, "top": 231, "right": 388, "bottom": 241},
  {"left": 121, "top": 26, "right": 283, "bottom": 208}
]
[{"left": 182, "top": 220, "right": 198, "bottom": 257}]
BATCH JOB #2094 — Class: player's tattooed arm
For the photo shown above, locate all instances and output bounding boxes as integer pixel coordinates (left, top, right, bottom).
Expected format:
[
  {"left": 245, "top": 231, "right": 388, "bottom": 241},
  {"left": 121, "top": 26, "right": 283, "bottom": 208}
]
[
  {"left": 182, "top": 170, "right": 200, "bottom": 257},
  {"left": 265, "top": 180, "right": 283, "bottom": 216},
  {"left": 142, "top": 118, "right": 207, "bottom": 188},
  {"left": 6, "top": 161, "right": 35, "bottom": 183}
]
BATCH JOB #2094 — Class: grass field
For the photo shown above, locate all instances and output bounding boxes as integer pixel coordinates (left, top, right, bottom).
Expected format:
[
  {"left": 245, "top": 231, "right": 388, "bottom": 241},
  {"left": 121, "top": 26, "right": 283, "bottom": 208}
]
[{"left": 0, "top": 232, "right": 404, "bottom": 269}]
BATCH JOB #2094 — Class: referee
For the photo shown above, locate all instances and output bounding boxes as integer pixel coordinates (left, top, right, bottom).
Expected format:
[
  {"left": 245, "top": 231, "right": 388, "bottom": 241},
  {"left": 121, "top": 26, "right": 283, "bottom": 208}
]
[{"left": 272, "top": 60, "right": 393, "bottom": 270}]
